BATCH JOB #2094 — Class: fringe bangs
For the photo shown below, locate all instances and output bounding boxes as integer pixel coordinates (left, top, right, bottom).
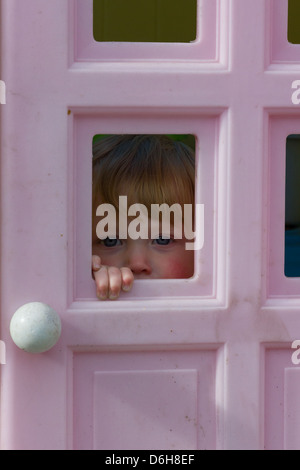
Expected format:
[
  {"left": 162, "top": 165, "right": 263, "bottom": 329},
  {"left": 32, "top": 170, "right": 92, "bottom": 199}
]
[{"left": 92, "top": 135, "right": 195, "bottom": 212}]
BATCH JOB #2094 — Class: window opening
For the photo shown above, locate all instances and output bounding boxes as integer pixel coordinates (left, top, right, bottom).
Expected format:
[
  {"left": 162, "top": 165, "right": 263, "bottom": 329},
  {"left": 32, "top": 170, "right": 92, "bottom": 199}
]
[
  {"left": 288, "top": 0, "right": 300, "bottom": 44},
  {"left": 93, "top": 0, "right": 197, "bottom": 43},
  {"left": 285, "top": 135, "right": 300, "bottom": 277},
  {"left": 91, "top": 134, "right": 196, "bottom": 299}
]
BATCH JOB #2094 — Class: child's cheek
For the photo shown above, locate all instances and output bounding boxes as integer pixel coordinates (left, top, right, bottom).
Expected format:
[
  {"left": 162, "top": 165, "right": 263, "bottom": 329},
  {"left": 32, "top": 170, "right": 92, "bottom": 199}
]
[{"left": 161, "top": 257, "right": 194, "bottom": 279}]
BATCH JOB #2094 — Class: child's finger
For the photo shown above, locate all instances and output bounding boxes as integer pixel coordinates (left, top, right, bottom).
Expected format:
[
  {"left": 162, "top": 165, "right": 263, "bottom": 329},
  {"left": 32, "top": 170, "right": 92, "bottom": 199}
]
[
  {"left": 93, "top": 261, "right": 134, "bottom": 300},
  {"left": 107, "top": 266, "right": 123, "bottom": 300},
  {"left": 120, "top": 267, "right": 134, "bottom": 292},
  {"left": 94, "top": 266, "right": 109, "bottom": 299},
  {"left": 92, "top": 255, "right": 102, "bottom": 272}
]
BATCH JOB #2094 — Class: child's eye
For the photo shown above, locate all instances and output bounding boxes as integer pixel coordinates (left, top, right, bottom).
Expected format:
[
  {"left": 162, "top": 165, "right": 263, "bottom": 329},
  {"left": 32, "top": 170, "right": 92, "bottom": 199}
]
[
  {"left": 101, "top": 238, "right": 121, "bottom": 247},
  {"left": 153, "top": 236, "right": 173, "bottom": 246}
]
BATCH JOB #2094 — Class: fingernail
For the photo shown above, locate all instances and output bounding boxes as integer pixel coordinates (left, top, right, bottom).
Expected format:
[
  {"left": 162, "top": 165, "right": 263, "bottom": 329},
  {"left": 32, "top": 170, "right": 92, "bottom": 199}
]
[
  {"left": 122, "top": 284, "right": 132, "bottom": 292},
  {"left": 97, "top": 291, "right": 107, "bottom": 300},
  {"left": 109, "top": 292, "right": 118, "bottom": 300}
]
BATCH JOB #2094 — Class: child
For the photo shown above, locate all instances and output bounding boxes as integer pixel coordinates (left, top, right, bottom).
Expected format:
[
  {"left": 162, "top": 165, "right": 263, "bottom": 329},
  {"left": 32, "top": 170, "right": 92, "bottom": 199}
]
[{"left": 92, "top": 134, "right": 195, "bottom": 300}]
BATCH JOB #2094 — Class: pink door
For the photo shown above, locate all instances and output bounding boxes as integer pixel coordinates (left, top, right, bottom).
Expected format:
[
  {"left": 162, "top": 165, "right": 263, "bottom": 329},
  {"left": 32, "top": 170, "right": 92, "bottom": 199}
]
[{"left": 1, "top": 0, "right": 300, "bottom": 450}]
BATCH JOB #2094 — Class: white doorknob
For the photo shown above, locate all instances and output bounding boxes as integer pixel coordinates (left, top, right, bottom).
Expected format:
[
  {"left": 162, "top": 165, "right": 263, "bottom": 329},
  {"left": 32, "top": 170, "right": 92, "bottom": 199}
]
[{"left": 10, "top": 302, "right": 61, "bottom": 353}]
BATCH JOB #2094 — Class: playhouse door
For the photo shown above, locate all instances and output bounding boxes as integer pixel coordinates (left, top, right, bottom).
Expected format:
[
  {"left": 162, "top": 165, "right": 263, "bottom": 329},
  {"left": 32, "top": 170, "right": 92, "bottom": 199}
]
[{"left": 1, "top": 0, "right": 300, "bottom": 451}]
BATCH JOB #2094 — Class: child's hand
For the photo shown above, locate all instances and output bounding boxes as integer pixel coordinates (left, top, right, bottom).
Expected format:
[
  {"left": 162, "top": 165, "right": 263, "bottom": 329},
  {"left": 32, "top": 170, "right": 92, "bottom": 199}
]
[{"left": 92, "top": 255, "right": 134, "bottom": 300}]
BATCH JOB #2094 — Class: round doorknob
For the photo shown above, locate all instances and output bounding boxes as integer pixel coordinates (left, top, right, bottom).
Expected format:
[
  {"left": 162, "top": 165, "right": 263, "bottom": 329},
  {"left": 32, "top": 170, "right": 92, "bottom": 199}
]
[{"left": 10, "top": 302, "right": 61, "bottom": 353}]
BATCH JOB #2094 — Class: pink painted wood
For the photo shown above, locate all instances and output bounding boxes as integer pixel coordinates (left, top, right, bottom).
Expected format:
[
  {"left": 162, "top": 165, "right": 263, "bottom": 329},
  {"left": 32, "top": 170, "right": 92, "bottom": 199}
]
[{"left": 1, "top": 0, "right": 300, "bottom": 450}]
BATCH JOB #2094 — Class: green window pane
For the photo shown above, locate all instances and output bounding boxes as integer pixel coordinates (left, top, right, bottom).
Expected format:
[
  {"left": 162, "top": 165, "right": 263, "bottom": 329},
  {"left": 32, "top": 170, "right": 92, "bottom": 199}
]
[
  {"left": 288, "top": 0, "right": 300, "bottom": 44},
  {"left": 93, "top": 0, "right": 197, "bottom": 43}
]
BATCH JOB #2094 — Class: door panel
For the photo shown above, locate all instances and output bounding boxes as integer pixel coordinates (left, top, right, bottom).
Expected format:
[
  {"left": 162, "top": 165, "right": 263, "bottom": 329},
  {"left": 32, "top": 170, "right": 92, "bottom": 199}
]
[
  {"left": 1, "top": 0, "right": 300, "bottom": 450},
  {"left": 72, "top": 349, "right": 220, "bottom": 450}
]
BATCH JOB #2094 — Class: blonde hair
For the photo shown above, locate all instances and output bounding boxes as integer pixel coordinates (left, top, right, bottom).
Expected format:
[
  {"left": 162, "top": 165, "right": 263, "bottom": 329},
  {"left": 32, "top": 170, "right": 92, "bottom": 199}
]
[{"left": 92, "top": 134, "right": 195, "bottom": 212}]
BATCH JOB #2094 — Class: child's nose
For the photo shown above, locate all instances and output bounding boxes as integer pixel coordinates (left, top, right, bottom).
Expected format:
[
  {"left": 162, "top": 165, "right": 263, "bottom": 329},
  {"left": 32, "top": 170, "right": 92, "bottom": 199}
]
[{"left": 126, "top": 245, "right": 152, "bottom": 276}]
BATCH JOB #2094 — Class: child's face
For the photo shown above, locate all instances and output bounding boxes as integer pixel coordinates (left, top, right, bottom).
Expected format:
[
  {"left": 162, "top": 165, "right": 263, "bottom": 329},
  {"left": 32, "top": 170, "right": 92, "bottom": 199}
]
[{"left": 92, "top": 217, "right": 194, "bottom": 279}]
